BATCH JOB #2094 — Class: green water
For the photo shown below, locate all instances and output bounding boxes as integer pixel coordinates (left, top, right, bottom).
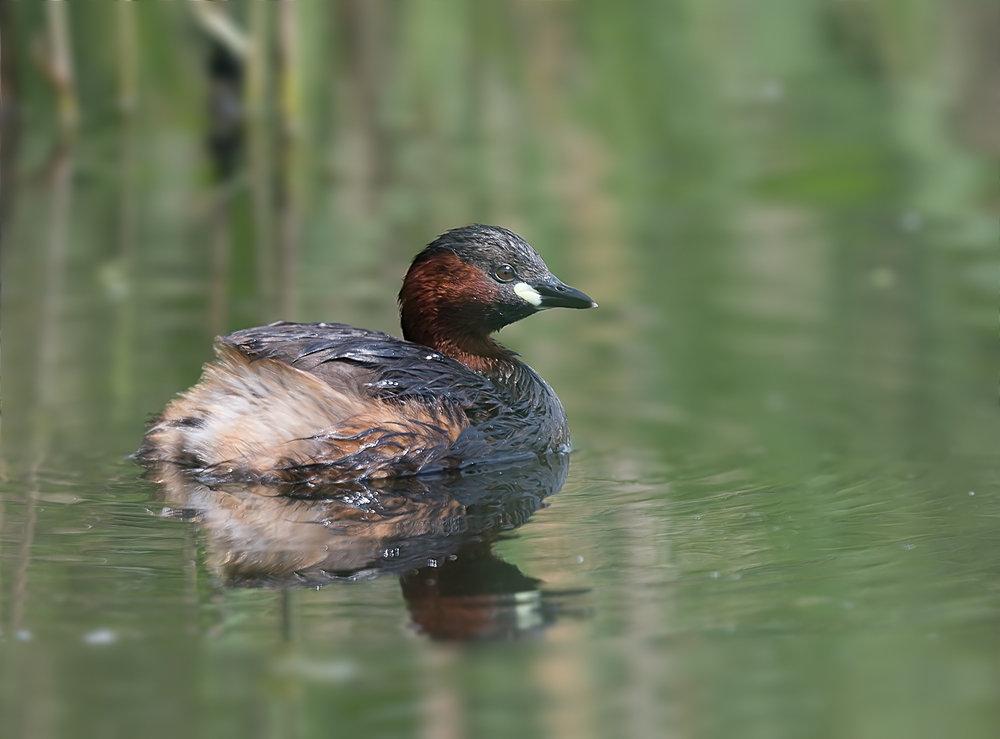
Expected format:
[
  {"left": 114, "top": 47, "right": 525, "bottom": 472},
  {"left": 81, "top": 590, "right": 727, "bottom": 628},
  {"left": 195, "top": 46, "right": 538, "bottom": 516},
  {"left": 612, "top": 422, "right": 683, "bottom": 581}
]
[{"left": 2, "top": 2, "right": 998, "bottom": 738}]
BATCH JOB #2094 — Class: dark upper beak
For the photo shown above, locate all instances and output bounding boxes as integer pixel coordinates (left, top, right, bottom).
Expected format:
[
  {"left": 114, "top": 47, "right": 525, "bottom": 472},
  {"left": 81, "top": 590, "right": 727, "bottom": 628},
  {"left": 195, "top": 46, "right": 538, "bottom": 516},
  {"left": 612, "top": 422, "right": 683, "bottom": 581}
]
[{"left": 533, "top": 278, "right": 597, "bottom": 309}]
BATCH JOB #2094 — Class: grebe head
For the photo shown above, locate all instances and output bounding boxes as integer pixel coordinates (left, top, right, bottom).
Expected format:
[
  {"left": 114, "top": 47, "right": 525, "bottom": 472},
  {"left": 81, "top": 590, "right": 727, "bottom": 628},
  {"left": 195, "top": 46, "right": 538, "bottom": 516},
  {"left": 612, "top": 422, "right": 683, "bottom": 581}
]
[{"left": 399, "top": 225, "right": 595, "bottom": 366}]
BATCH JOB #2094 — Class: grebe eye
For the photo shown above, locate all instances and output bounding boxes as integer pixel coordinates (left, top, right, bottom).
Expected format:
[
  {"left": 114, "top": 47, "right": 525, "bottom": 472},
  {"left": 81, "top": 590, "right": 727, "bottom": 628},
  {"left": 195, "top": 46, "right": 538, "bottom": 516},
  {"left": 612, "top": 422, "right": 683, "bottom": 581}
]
[{"left": 494, "top": 264, "right": 516, "bottom": 282}]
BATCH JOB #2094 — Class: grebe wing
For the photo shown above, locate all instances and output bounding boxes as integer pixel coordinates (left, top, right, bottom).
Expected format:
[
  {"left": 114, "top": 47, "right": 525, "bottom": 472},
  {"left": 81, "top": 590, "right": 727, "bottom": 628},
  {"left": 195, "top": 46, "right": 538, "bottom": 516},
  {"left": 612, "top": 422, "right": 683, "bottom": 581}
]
[
  {"left": 220, "top": 322, "right": 503, "bottom": 416},
  {"left": 225, "top": 325, "right": 560, "bottom": 462}
]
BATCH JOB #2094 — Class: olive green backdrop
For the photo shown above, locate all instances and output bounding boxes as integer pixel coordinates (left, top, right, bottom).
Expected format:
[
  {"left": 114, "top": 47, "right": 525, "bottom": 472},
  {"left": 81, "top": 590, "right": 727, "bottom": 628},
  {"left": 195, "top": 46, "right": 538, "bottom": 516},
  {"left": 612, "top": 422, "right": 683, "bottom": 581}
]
[{"left": 1, "top": 2, "right": 997, "bottom": 739}]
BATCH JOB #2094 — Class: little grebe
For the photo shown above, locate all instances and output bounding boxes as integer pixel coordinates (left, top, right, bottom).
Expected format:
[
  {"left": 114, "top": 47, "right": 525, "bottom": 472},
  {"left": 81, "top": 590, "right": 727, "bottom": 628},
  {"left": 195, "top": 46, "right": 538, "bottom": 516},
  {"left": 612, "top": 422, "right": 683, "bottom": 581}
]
[{"left": 138, "top": 225, "right": 595, "bottom": 484}]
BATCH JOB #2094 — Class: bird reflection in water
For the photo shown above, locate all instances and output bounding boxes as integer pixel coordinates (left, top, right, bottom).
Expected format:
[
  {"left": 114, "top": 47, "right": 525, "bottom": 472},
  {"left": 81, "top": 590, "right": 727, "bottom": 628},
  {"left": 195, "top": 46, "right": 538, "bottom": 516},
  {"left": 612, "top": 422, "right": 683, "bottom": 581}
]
[{"left": 141, "top": 454, "right": 583, "bottom": 640}]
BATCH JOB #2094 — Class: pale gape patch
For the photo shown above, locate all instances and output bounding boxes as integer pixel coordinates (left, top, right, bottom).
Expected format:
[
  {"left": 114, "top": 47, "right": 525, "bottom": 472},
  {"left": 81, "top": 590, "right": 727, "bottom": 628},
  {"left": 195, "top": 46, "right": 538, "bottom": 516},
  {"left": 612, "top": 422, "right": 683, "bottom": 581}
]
[
  {"left": 141, "top": 344, "right": 468, "bottom": 480},
  {"left": 513, "top": 281, "right": 542, "bottom": 306}
]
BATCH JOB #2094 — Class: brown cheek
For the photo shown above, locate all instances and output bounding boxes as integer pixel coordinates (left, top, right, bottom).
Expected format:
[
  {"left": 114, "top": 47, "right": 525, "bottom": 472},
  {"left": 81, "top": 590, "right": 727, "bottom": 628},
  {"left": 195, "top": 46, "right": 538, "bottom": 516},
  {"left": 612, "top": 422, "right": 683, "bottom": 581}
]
[{"left": 406, "top": 252, "right": 499, "bottom": 311}]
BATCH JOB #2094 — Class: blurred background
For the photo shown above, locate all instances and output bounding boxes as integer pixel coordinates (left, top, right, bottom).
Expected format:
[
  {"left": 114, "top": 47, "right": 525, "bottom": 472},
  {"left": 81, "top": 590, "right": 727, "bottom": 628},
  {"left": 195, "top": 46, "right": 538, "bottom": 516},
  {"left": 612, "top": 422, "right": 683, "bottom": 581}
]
[{"left": 1, "top": 2, "right": 997, "bottom": 738}]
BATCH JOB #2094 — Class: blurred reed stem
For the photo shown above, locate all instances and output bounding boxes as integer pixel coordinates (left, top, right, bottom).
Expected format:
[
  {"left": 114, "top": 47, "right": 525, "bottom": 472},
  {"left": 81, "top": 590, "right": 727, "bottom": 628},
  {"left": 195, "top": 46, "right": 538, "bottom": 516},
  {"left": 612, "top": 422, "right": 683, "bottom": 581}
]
[
  {"left": 0, "top": 384, "right": 4, "bottom": 628},
  {"left": 247, "top": 0, "right": 277, "bottom": 317},
  {"left": 276, "top": 0, "right": 302, "bottom": 320},
  {"left": 246, "top": 0, "right": 268, "bottom": 119},
  {"left": 13, "top": 151, "right": 74, "bottom": 637},
  {"left": 111, "top": 120, "right": 136, "bottom": 424},
  {"left": 277, "top": 2, "right": 302, "bottom": 142},
  {"left": 10, "top": 485, "right": 38, "bottom": 635},
  {"left": 183, "top": 526, "right": 199, "bottom": 636},
  {"left": 46, "top": 0, "right": 77, "bottom": 133},
  {"left": 209, "top": 188, "right": 232, "bottom": 337},
  {"left": 189, "top": 0, "right": 248, "bottom": 60},
  {"left": 116, "top": 0, "right": 138, "bottom": 115},
  {"left": 0, "top": 0, "right": 19, "bottom": 224}
]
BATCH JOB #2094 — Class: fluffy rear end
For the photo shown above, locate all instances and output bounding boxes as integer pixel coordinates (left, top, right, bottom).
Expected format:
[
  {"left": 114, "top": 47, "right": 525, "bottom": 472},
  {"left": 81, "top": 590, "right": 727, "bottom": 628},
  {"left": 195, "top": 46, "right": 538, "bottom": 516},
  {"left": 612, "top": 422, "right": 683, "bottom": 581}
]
[{"left": 138, "top": 345, "right": 468, "bottom": 482}]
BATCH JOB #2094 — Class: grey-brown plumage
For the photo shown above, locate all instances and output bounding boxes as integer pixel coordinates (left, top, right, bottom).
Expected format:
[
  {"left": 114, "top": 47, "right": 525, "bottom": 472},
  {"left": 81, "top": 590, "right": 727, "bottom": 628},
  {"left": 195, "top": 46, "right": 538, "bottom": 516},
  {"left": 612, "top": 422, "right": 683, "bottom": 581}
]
[{"left": 137, "top": 225, "right": 595, "bottom": 484}]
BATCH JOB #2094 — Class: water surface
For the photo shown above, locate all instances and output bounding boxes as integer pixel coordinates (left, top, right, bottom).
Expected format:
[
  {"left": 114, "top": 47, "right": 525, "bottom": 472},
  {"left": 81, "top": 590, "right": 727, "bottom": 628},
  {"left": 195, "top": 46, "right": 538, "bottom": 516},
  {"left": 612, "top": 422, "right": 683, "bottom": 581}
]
[{"left": 2, "top": 3, "right": 997, "bottom": 738}]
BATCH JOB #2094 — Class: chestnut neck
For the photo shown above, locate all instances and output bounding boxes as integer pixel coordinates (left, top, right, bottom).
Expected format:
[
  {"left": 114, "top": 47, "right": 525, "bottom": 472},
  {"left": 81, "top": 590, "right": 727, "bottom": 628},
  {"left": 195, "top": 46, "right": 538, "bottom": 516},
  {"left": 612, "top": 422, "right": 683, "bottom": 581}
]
[
  {"left": 404, "top": 326, "right": 516, "bottom": 374},
  {"left": 399, "top": 252, "right": 517, "bottom": 374}
]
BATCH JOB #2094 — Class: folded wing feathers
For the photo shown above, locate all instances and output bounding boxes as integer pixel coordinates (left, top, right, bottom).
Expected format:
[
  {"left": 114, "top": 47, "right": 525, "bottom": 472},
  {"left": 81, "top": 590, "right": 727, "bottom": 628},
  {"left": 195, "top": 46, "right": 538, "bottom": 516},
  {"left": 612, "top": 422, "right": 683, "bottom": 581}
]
[{"left": 140, "top": 343, "right": 470, "bottom": 483}]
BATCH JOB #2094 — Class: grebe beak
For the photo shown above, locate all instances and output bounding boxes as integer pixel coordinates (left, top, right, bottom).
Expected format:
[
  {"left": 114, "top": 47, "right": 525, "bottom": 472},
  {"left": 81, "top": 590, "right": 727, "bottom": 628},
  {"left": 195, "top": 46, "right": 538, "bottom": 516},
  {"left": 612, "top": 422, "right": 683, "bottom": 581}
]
[{"left": 527, "top": 278, "right": 597, "bottom": 310}]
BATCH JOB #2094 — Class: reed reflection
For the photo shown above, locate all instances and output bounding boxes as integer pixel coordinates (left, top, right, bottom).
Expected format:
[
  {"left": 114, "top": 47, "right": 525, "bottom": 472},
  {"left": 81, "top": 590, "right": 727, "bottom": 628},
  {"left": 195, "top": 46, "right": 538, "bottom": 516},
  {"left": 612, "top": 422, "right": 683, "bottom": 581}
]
[{"left": 142, "top": 454, "right": 578, "bottom": 640}]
